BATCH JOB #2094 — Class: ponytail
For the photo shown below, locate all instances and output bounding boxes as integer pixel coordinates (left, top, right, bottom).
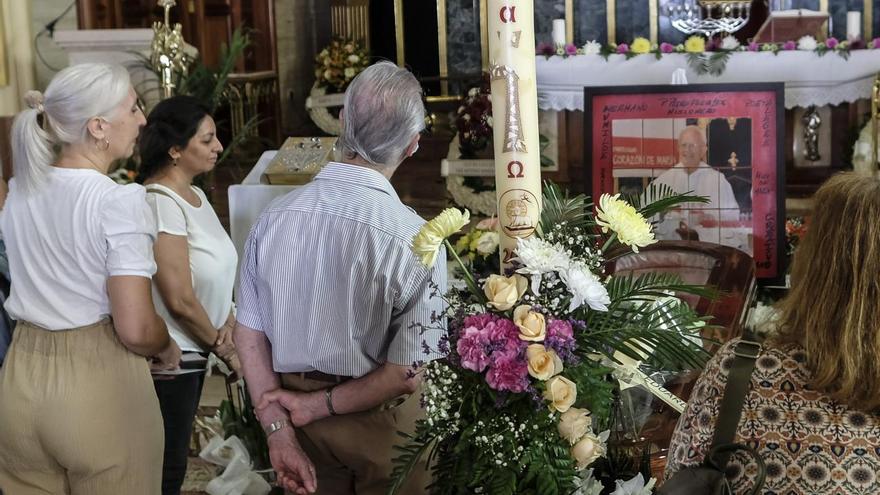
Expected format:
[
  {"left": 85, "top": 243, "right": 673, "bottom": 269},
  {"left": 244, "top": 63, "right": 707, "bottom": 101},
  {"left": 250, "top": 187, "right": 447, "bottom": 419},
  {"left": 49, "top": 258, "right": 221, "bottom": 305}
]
[{"left": 11, "top": 108, "right": 54, "bottom": 193}]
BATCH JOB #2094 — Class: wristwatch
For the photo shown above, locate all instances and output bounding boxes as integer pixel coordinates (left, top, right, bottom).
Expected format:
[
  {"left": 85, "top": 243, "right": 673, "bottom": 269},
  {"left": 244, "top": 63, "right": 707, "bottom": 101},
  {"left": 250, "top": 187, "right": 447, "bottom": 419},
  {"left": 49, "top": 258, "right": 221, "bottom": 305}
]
[{"left": 264, "top": 418, "right": 292, "bottom": 437}]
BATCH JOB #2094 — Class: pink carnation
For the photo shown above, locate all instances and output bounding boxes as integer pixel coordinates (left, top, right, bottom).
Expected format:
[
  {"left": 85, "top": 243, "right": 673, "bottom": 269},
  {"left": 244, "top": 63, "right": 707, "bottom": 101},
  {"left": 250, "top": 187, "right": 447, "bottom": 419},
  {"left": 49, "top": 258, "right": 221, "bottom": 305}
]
[
  {"left": 826, "top": 37, "right": 839, "bottom": 49},
  {"left": 463, "top": 313, "right": 496, "bottom": 331},
  {"left": 783, "top": 40, "right": 796, "bottom": 50},
  {"left": 565, "top": 43, "right": 578, "bottom": 56},
  {"left": 485, "top": 317, "right": 519, "bottom": 345},
  {"left": 616, "top": 43, "right": 629, "bottom": 54},
  {"left": 747, "top": 41, "right": 759, "bottom": 52},
  {"left": 873, "top": 37, "right": 880, "bottom": 49},
  {"left": 536, "top": 42, "right": 554, "bottom": 56},
  {"left": 485, "top": 354, "right": 529, "bottom": 393},
  {"left": 456, "top": 326, "right": 491, "bottom": 372},
  {"left": 547, "top": 319, "right": 574, "bottom": 339},
  {"left": 660, "top": 42, "right": 675, "bottom": 53}
]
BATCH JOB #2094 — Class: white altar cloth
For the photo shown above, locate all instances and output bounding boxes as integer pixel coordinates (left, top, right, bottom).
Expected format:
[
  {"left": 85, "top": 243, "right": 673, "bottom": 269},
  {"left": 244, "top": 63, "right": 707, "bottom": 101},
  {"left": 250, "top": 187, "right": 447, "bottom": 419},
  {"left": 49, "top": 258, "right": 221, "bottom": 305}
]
[
  {"left": 536, "top": 51, "right": 880, "bottom": 111},
  {"left": 227, "top": 151, "right": 297, "bottom": 262}
]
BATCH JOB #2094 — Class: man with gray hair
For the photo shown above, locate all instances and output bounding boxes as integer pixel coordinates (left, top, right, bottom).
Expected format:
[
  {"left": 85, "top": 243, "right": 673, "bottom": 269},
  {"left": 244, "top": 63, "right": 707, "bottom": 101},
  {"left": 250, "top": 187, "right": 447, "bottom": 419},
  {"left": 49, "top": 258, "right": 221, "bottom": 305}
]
[{"left": 234, "top": 61, "right": 446, "bottom": 494}]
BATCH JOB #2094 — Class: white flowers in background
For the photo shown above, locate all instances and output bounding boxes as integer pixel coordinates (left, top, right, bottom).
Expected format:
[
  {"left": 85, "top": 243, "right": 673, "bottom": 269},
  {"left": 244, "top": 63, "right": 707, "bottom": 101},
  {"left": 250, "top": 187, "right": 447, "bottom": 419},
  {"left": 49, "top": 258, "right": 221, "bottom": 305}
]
[
  {"left": 797, "top": 35, "right": 818, "bottom": 51},
  {"left": 720, "top": 35, "right": 740, "bottom": 50},
  {"left": 475, "top": 231, "right": 499, "bottom": 255},
  {"left": 560, "top": 263, "right": 610, "bottom": 312},
  {"left": 514, "top": 236, "right": 571, "bottom": 294},
  {"left": 747, "top": 301, "right": 781, "bottom": 340},
  {"left": 582, "top": 40, "right": 603, "bottom": 55}
]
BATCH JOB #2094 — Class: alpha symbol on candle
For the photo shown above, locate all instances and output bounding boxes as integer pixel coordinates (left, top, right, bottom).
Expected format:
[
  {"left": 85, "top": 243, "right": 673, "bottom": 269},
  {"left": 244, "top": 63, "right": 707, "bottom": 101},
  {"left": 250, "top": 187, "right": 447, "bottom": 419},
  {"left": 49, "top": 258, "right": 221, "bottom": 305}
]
[
  {"left": 510, "top": 30, "right": 522, "bottom": 47},
  {"left": 499, "top": 6, "right": 517, "bottom": 23},
  {"left": 490, "top": 64, "right": 527, "bottom": 153},
  {"left": 507, "top": 161, "right": 524, "bottom": 178}
]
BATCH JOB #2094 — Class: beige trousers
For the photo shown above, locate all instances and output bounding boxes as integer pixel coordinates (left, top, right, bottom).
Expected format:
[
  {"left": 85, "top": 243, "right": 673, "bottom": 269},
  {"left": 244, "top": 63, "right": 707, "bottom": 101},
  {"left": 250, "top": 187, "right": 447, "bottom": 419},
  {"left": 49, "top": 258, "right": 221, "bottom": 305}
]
[
  {"left": 0, "top": 320, "right": 164, "bottom": 494},
  {"left": 280, "top": 374, "right": 430, "bottom": 495}
]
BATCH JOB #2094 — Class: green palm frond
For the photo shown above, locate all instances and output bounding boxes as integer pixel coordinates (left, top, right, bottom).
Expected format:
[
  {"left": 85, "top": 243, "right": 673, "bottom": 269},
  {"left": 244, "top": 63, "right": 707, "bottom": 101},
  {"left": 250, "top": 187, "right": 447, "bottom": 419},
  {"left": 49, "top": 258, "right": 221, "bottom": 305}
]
[
  {"left": 540, "top": 181, "right": 596, "bottom": 233},
  {"left": 387, "top": 428, "right": 437, "bottom": 495},
  {"left": 605, "top": 272, "right": 718, "bottom": 303},
  {"left": 623, "top": 183, "right": 709, "bottom": 218}
]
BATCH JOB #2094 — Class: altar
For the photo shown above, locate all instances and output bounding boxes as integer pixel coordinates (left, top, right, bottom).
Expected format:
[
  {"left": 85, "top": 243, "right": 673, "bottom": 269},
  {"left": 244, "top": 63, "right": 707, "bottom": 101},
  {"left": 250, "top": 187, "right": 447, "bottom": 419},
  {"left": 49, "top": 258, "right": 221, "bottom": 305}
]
[{"left": 535, "top": 50, "right": 880, "bottom": 111}]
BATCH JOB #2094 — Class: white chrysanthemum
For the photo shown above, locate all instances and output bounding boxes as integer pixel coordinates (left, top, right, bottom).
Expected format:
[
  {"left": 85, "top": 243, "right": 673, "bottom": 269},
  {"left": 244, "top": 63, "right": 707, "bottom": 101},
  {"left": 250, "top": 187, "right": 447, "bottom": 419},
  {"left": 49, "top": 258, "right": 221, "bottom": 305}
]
[
  {"left": 582, "top": 40, "right": 602, "bottom": 55},
  {"left": 514, "top": 237, "right": 571, "bottom": 294},
  {"left": 797, "top": 35, "right": 818, "bottom": 51},
  {"left": 720, "top": 35, "right": 740, "bottom": 50},
  {"left": 561, "top": 263, "right": 610, "bottom": 312}
]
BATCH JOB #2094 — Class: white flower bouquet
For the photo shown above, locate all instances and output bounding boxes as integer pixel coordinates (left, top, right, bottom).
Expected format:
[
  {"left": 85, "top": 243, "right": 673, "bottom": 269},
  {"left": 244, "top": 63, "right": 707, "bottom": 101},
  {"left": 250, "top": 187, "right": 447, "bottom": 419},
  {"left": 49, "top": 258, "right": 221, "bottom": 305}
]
[{"left": 391, "top": 184, "right": 715, "bottom": 494}]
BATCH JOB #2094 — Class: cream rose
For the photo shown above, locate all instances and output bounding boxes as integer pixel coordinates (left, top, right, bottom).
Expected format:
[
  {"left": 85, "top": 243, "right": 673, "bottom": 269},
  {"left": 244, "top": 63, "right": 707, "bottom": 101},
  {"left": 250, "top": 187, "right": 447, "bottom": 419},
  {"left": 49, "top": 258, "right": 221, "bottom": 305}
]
[
  {"left": 526, "top": 344, "right": 563, "bottom": 381},
  {"left": 557, "top": 407, "right": 591, "bottom": 445},
  {"left": 543, "top": 375, "right": 577, "bottom": 412},
  {"left": 571, "top": 431, "right": 605, "bottom": 469},
  {"left": 483, "top": 274, "right": 527, "bottom": 311},
  {"left": 513, "top": 305, "right": 546, "bottom": 342}
]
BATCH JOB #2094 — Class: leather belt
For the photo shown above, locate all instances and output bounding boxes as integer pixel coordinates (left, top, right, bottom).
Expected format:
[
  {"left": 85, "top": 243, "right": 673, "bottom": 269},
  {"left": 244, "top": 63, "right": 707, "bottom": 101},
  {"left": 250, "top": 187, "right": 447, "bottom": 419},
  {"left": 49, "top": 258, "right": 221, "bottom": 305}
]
[{"left": 296, "top": 370, "right": 352, "bottom": 384}]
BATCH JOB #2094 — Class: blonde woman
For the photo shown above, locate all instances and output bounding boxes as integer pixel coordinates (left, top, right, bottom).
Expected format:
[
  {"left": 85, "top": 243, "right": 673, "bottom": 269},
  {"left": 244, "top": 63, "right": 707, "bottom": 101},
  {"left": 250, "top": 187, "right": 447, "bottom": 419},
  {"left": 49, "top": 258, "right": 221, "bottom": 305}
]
[
  {"left": 666, "top": 172, "right": 880, "bottom": 493},
  {"left": 0, "top": 63, "right": 179, "bottom": 493}
]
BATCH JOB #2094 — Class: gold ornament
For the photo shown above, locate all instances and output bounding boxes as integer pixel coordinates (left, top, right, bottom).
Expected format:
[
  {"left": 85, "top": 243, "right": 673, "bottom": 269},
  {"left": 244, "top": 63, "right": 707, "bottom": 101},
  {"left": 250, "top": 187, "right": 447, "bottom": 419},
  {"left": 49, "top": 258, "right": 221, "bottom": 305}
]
[{"left": 151, "top": 0, "right": 190, "bottom": 99}]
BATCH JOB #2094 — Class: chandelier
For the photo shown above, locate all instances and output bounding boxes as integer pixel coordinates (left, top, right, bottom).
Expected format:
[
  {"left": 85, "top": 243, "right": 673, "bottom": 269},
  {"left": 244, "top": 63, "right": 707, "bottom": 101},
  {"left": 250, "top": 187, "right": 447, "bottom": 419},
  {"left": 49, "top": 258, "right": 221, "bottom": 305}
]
[{"left": 666, "top": 0, "right": 752, "bottom": 38}]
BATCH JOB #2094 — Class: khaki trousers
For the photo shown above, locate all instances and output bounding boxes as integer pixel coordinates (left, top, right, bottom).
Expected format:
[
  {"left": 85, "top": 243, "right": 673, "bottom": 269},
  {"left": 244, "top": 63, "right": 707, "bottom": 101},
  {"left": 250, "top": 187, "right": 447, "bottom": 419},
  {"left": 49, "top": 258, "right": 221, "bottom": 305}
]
[
  {"left": 280, "top": 374, "right": 430, "bottom": 495},
  {"left": 0, "top": 320, "right": 164, "bottom": 494}
]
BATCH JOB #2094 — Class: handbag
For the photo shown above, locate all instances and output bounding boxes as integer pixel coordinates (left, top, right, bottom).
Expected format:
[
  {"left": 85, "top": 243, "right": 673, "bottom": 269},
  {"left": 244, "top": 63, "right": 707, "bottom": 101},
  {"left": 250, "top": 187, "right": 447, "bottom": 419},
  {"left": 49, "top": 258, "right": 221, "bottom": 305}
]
[{"left": 657, "top": 339, "right": 767, "bottom": 495}]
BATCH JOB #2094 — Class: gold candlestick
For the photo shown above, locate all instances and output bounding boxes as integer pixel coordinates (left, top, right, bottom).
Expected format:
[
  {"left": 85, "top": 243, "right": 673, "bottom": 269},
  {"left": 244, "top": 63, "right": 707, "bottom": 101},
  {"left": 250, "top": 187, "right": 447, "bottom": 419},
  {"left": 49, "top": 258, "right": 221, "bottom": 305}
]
[
  {"left": 151, "top": 0, "right": 189, "bottom": 99},
  {"left": 487, "top": 0, "right": 542, "bottom": 270}
]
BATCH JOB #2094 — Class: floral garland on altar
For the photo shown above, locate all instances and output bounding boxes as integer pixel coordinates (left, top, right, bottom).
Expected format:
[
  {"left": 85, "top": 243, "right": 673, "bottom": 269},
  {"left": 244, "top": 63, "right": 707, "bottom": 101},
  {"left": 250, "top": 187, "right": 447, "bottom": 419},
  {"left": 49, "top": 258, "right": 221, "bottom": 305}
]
[
  {"left": 390, "top": 185, "right": 713, "bottom": 494},
  {"left": 538, "top": 35, "right": 880, "bottom": 76}
]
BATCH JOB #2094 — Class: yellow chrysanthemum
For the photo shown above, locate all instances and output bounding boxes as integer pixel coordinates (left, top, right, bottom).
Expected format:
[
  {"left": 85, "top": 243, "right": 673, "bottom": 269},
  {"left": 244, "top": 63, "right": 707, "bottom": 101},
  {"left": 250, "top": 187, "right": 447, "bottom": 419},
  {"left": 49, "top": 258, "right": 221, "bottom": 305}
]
[
  {"left": 595, "top": 194, "right": 656, "bottom": 252},
  {"left": 684, "top": 35, "right": 705, "bottom": 53},
  {"left": 631, "top": 37, "right": 651, "bottom": 54},
  {"left": 412, "top": 208, "right": 471, "bottom": 266}
]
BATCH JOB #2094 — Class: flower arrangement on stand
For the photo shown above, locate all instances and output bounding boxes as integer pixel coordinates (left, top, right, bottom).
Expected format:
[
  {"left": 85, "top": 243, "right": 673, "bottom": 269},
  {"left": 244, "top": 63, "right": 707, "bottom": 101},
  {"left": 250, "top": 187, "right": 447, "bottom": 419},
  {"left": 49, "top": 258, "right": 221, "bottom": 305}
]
[
  {"left": 455, "top": 74, "right": 494, "bottom": 159},
  {"left": 390, "top": 185, "right": 714, "bottom": 495},
  {"left": 314, "top": 37, "right": 370, "bottom": 93},
  {"left": 453, "top": 217, "right": 502, "bottom": 281}
]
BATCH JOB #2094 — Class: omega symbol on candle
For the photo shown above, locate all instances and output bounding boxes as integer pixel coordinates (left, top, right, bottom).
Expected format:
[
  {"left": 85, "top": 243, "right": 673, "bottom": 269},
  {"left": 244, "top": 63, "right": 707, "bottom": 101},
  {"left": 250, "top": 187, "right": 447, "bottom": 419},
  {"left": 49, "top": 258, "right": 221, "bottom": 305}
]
[
  {"left": 490, "top": 64, "right": 527, "bottom": 153},
  {"left": 507, "top": 161, "right": 524, "bottom": 178},
  {"left": 499, "top": 5, "right": 516, "bottom": 23}
]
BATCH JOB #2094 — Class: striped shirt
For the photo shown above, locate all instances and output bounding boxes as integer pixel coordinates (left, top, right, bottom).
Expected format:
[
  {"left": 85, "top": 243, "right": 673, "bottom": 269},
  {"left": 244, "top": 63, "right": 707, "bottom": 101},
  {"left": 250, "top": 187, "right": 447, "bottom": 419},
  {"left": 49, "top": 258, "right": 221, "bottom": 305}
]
[{"left": 236, "top": 162, "right": 447, "bottom": 377}]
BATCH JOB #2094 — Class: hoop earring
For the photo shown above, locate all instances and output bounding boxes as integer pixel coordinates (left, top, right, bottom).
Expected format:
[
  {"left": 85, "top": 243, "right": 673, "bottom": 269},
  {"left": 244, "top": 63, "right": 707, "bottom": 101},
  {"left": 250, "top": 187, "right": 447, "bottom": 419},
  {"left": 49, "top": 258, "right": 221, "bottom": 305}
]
[{"left": 96, "top": 138, "right": 110, "bottom": 152}]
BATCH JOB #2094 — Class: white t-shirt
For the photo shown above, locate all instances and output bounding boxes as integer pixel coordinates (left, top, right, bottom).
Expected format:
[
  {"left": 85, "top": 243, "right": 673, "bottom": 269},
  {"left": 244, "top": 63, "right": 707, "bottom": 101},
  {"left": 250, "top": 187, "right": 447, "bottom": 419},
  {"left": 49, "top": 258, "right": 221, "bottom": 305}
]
[
  {"left": 145, "top": 184, "right": 237, "bottom": 352},
  {"left": 0, "top": 168, "right": 157, "bottom": 330}
]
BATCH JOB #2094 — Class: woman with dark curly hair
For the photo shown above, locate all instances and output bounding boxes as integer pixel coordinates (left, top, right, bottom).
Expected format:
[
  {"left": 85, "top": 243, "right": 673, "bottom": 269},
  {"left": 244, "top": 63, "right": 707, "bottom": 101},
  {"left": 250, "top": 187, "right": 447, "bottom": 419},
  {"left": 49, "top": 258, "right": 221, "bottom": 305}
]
[{"left": 139, "top": 95, "right": 240, "bottom": 495}]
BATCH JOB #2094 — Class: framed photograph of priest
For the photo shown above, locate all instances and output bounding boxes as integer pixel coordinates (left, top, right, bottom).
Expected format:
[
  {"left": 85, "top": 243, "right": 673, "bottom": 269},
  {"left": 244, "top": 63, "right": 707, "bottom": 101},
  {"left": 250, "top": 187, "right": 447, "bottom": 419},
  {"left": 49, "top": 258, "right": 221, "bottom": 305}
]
[{"left": 584, "top": 83, "right": 785, "bottom": 281}]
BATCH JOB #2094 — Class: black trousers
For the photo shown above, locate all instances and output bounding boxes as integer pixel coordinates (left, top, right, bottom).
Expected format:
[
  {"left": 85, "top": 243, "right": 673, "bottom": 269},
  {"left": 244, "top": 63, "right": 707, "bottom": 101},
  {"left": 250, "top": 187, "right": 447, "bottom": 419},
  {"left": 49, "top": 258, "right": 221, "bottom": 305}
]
[{"left": 153, "top": 370, "right": 206, "bottom": 495}]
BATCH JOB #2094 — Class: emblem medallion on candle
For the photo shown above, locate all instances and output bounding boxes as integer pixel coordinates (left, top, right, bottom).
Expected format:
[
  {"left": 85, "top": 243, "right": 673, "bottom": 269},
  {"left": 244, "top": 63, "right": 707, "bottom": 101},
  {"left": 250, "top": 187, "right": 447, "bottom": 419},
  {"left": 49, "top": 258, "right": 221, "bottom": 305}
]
[{"left": 488, "top": 0, "right": 543, "bottom": 267}]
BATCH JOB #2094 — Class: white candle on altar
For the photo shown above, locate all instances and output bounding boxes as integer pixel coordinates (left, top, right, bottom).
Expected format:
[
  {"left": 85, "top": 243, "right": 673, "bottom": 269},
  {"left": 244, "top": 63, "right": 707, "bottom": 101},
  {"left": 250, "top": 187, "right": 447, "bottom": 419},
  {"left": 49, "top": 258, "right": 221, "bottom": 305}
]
[
  {"left": 488, "top": 0, "right": 543, "bottom": 270},
  {"left": 847, "top": 11, "right": 862, "bottom": 41},
  {"left": 552, "top": 19, "right": 566, "bottom": 46}
]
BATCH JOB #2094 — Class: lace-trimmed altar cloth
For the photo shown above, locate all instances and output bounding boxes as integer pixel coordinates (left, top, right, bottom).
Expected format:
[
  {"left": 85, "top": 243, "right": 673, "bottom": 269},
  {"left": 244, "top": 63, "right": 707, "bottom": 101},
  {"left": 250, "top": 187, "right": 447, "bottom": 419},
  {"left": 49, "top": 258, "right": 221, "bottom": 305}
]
[{"left": 536, "top": 50, "right": 880, "bottom": 111}]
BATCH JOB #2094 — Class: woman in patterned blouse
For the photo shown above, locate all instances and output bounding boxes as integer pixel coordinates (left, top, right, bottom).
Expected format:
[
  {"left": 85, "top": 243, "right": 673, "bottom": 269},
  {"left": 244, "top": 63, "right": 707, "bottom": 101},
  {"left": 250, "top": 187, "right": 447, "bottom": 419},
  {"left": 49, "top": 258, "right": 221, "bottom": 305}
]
[{"left": 665, "top": 172, "right": 880, "bottom": 494}]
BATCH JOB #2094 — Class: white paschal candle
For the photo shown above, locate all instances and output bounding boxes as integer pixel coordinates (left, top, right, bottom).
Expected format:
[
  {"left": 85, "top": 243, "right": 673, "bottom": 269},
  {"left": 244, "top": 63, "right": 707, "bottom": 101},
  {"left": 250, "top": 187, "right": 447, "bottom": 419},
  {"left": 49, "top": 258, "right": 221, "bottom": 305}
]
[{"left": 488, "top": 0, "right": 543, "bottom": 271}]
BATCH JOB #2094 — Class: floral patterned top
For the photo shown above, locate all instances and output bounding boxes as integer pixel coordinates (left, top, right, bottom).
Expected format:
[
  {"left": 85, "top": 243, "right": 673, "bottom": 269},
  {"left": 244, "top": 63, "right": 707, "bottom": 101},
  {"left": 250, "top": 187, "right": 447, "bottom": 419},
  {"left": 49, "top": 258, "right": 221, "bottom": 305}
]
[{"left": 665, "top": 338, "right": 880, "bottom": 494}]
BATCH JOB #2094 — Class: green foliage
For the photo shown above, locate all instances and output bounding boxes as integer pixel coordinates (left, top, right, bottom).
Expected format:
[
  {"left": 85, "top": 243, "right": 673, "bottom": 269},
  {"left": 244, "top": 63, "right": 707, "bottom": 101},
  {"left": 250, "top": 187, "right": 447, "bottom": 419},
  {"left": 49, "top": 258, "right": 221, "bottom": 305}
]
[{"left": 177, "top": 28, "right": 250, "bottom": 112}]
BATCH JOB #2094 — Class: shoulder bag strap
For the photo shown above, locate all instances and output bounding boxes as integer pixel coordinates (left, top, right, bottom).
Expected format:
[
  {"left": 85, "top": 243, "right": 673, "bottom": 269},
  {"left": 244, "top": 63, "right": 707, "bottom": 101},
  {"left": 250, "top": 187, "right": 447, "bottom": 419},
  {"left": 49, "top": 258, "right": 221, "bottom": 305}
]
[
  {"left": 709, "top": 338, "right": 761, "bottom": 468},
  {"left": 146, "top": 186, "right": 188, "bottom": 230}
]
